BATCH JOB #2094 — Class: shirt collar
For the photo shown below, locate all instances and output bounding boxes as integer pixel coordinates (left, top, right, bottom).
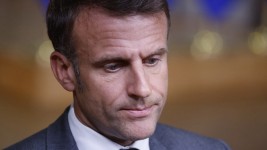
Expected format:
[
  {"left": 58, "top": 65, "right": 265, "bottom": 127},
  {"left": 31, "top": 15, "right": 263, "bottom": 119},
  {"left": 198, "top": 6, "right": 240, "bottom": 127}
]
[{"left": 68, "top": 105, "right": 150, "bottom": 150}]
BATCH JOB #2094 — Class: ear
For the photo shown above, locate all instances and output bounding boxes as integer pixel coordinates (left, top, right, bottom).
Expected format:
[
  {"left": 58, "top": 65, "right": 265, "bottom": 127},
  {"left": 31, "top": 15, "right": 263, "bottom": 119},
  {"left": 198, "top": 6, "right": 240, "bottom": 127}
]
[{"left": 50, "top": 51, "right": 76, "bottom": 91}]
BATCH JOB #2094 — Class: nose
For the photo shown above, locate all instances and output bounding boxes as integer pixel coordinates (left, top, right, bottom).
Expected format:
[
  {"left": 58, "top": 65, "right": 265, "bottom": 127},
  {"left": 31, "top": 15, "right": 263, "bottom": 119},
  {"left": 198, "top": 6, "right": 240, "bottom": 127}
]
[{"left": 127, "top": 65, "right": 152, "bottom": 99}]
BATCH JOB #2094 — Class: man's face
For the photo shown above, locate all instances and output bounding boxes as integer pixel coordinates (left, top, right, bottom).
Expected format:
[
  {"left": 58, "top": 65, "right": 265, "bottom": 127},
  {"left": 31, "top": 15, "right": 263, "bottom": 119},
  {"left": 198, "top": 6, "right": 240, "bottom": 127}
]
[{"left": 72, "top": 8, "right": 168, "bottom": 146}]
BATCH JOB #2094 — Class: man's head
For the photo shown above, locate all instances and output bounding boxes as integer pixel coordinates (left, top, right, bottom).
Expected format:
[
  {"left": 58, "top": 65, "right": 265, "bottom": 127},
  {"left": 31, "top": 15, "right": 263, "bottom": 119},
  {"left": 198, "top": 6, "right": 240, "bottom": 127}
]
[
  {"left": 48, "top": 0, "right": 170, "bottom": 146},
  {"left": 47, "top": 0, "right": 170, "bottom": 82}
]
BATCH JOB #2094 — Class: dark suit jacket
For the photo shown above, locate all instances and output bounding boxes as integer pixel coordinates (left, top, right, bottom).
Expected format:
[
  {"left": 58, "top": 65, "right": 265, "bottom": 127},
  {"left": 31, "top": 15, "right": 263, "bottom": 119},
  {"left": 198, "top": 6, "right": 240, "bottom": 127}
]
[{"left": 6, "top": 107, "right": 230, "bottom": 150}]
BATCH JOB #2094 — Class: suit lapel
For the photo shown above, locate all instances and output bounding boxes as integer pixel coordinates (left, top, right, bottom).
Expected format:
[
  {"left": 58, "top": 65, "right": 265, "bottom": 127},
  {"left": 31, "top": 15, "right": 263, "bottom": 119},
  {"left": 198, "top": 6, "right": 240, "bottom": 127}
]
[
  {"left": 46, "top": 107, "right": 78, "bottom": 150},
  {"left": 149, "top": 134, "right": 167, "bottom": 150},
  {"left": 45, "top": 107, "right": 167, "bottom": 150}
]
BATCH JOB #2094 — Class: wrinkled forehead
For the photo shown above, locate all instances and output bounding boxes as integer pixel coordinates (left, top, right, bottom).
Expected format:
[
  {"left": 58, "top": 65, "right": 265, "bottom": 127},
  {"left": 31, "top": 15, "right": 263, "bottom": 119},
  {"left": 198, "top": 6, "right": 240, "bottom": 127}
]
[
  {"left": 70, "top": 7, "right": 168, "bottom": 54},
  {"left": 72, "top": 7, "right": 167, "bottom": 35}
]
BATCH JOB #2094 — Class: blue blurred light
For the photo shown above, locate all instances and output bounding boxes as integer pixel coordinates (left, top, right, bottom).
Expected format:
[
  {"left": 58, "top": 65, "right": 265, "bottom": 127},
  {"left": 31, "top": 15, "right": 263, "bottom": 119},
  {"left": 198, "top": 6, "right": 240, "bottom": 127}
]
[
  {"left": 199, "top": 0, "right": 238, "bottom": 21},
  {"left": 39, "top": 0, "right": 49, "bottom": 12},
  {"left": 167, "top": 0, "right": 176, "bottom": 10}
]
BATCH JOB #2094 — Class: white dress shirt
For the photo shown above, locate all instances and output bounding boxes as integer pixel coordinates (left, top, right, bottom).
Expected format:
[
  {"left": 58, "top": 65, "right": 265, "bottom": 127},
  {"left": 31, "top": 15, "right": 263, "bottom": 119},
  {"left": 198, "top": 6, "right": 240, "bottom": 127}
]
[{"left": 68, "top": 105, "right": 150, "bottom": 150}]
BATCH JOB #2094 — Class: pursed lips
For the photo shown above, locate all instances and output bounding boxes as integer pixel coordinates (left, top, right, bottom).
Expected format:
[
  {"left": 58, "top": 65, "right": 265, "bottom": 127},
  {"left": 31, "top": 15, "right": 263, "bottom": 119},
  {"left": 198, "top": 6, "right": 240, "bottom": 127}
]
[{"left": 120, "top": 104, "right": 157, "bottom": 118}]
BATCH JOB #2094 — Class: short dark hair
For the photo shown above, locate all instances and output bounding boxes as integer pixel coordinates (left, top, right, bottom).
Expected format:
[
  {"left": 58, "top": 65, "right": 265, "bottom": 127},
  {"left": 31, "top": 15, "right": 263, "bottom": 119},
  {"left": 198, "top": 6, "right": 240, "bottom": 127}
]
[
  {"left": 46, "top": 0, "right": 170, "bottom": 90},
  {"left": 47, "top": 0, "right": 170, "bottom": 59}
]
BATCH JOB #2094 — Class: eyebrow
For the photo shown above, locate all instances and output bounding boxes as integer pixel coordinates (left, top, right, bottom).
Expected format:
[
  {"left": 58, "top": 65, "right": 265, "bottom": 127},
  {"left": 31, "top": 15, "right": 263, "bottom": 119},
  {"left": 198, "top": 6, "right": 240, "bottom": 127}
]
[
  {"left": 144, "top": 48, "right": 168, "bottom": 58},
  {"left": 92, "top": 56, "right": 129, "bottom": 68},
  {"left": 92, "top": 47, "right": 168, "bottom": 68}
]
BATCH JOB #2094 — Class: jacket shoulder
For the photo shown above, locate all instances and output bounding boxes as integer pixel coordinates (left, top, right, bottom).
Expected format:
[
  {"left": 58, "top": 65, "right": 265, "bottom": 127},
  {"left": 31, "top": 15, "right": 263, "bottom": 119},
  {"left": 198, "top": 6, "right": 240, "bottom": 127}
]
[
  {"left": 5, "top": 107, "right": 77, "bottom": 150},
  {"left": 5, "top": 129, "right": 47, "bottom": 150},
  {"left": 151, "top": 124, "right": 230, "bottom": 150}
]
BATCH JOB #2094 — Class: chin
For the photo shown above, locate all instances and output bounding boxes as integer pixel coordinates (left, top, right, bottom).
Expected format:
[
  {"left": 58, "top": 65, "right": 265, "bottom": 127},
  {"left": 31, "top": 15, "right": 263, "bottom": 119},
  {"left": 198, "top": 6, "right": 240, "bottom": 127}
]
[
  {"left": 123, "top": 130, "right": 154, "bottom": 143},
  {"left": 122, "top": 119, "right": 157, "bottom": 140}
]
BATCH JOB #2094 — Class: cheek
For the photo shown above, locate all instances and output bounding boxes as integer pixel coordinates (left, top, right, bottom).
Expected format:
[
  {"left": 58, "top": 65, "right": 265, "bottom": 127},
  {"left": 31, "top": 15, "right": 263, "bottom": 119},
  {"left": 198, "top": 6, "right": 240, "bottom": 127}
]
[
  {"left": 78, "top": 77, "right": 122, "bottom": 122},
  {"left": 86, "top": 73, "right": 127, "bottom": 107},
  {"left": 151, "top": 62, "right": 168, "bottom": 94}
]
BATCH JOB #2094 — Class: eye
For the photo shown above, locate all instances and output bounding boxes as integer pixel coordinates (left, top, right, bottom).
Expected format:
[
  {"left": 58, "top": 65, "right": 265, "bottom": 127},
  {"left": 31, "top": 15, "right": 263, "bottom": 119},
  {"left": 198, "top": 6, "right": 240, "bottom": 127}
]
[
  {"left": 103, "top": 63, "right": 122, "bottom": 73},
  {"left": 143, "top": 56, "right": 161, "bottom": 67}
]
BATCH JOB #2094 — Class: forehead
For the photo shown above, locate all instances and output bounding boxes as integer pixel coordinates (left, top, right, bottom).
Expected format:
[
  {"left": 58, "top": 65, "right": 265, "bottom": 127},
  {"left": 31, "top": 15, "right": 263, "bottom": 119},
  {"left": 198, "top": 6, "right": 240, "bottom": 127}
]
[
  {"left": 72, "top": 7, "right": 167, "bottom": 39},
  {"left": 71, "top": 7, "right": 168, "bottom": 61}
]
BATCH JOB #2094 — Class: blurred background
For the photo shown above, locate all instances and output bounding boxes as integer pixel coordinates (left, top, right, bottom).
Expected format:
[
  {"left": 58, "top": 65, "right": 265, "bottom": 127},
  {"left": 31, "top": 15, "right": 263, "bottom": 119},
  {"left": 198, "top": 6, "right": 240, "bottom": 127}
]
[{"left": 0, "top": 0, "right": 267, "bottom": 149}]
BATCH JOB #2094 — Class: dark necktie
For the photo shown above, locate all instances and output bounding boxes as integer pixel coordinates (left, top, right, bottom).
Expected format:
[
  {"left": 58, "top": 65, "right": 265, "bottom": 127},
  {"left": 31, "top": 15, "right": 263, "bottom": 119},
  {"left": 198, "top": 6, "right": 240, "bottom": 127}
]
[{"left": 120, "top": 148, "right": 139, "bottom": 150}]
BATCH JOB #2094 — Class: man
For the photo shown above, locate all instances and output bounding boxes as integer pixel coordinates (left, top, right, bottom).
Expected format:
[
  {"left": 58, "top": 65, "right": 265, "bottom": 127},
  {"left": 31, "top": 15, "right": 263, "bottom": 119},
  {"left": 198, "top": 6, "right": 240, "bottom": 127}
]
[{"left": 6, "top": 0, "right": 230, "bottom": 149}]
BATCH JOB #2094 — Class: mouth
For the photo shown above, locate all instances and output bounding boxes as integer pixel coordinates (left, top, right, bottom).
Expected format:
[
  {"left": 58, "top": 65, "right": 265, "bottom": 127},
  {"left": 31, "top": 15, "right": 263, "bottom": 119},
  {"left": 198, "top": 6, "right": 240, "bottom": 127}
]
[{"left": 121, "top": 105, "right": 156, "bottom": 119}]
